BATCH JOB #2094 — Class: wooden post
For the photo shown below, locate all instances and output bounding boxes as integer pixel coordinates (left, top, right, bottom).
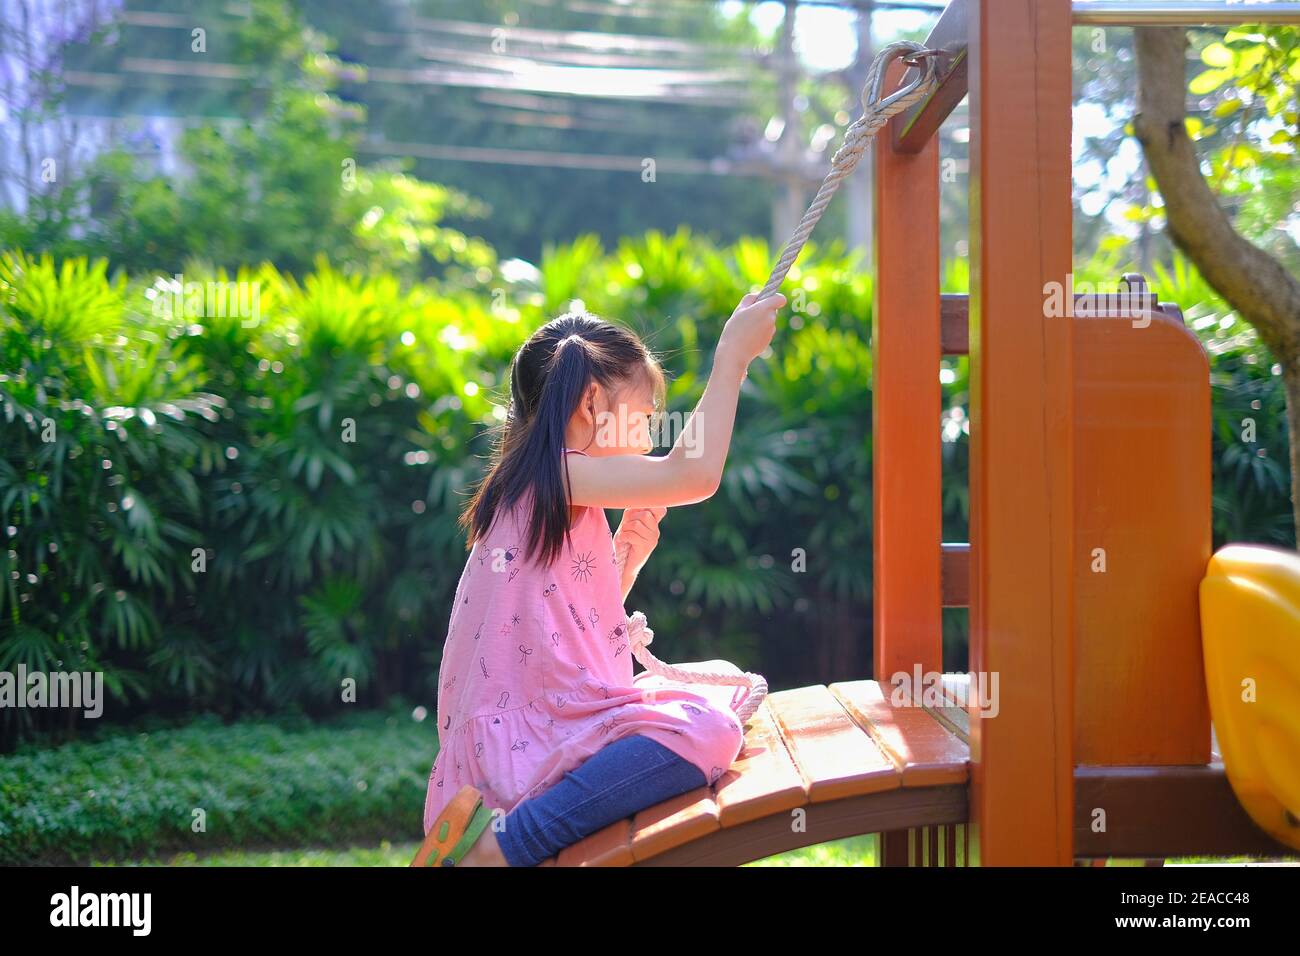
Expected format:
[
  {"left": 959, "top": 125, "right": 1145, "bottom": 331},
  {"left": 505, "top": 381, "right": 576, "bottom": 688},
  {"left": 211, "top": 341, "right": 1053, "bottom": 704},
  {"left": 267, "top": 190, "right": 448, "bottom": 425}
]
[
  {"left": 966, "top": 0, "right": 1075, "bottom": 864},
  {"left": 872, "top": 58, "right": 943, "bottom": 867},
  {"left": 872, "top": 59, "right": 943, "bottom": 686}
]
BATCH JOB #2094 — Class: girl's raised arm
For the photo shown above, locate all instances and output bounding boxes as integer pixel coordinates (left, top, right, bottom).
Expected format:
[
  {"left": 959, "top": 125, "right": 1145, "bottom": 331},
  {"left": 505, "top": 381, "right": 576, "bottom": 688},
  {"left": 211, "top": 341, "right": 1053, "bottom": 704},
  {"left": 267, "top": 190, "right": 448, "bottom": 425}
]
[{"left": 564, "top": 291, "right": 785, "bottom": 509}]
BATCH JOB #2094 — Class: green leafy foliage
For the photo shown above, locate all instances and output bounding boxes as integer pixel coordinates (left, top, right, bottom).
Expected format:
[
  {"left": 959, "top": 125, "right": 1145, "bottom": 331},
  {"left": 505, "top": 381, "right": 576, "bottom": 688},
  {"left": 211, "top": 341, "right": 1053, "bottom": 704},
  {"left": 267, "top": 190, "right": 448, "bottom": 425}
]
[{"left": 0, "top": 234, "right": 1290, "bottom": 748}]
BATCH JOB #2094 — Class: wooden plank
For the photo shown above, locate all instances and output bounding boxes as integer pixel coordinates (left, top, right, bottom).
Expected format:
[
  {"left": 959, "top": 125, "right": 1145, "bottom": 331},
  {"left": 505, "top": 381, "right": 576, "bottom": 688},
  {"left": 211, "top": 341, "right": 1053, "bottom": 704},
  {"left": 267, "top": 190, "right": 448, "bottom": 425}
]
[
  {"left": 829, "top": 679, "right": 969, "bottom": 787},
  {"left": 633, "top": 784, "right": 969, "bottom": 866},
  {"left": 922, "top": 673, "right": 972, "bottom": 743},
  {"left": 893, "top": 0, "right": 971, "bottom": 153},
  {"left": 714, "top": 696, "right": 809, "bottom": 827},
  {"left": 556, "top": 816, "right": 635, "bottom": 867},
  {"left": 630, "top": 790, "right": 721, "bottom": 863},
  {"left": 967, "top": 0, "right": 1075, "bottom": 864},
  {"left": 873, "top": 57, "right": 943, "bottom": 684},
  {"left": 941, "top": 542, "right": 970, "bottom": 607},
  {"left": 1073, "top": 297, "right": 1212, "bottom": 765},
  {"left": 766, "top": 685, "right": 901, "bottom": 803},
  {"left": 1074, "top": 766, "right": 1299, "bottom": 859}
]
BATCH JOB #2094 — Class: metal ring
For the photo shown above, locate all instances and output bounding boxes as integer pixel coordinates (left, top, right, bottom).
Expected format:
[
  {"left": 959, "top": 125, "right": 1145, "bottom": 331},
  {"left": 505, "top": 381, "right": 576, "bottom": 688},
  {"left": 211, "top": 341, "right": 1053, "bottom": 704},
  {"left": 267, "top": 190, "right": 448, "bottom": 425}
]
[{"left": 900, "top": 48, "right": 945, "bottom": 67}]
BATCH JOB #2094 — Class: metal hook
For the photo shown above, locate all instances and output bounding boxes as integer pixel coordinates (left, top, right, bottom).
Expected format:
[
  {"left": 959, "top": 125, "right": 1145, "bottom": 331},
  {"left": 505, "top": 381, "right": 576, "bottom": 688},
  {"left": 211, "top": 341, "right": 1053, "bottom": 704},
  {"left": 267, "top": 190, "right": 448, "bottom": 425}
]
[{"left": 863, "top": 44, "right": 942, "bottom": 114}]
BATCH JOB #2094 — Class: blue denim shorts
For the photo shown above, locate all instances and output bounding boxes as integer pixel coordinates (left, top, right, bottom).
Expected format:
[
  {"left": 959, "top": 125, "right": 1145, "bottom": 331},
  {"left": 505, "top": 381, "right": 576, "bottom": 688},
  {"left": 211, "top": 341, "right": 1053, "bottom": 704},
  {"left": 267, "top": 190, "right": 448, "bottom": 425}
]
[{"left": 494, "top": 733, "right": 707, "bottom": 867}]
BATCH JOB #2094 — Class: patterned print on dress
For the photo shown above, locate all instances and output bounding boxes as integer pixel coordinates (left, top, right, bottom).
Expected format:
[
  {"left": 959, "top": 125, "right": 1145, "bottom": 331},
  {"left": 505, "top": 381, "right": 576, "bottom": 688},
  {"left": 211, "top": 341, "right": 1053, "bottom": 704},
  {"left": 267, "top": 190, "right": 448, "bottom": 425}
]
[
  {"left": 496, "top": 691, "right": 510, "bottom": 709},
  {"left": 567, "top": 604, "right": 586, "bottom": 632},
  {"left": 518, "top": 644, "right": 533, "bottom": 665},
  {"left": 543, "top": 582, "right": 557, "bottom": 598},
  {"left": 596, "top": 716, "right": 622, "bottom": 737},
  {"left": 607, "top": 622, "right": 627, "bottom": 657},
  {"left": 571, "top": 551, "right": 596, "bottom": 583}
]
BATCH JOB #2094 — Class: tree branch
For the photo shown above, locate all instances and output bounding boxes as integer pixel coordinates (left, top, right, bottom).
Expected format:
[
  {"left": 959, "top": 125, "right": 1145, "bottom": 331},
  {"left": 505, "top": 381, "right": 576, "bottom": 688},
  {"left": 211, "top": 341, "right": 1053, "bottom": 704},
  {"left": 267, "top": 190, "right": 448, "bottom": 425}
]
[{"left": 1133, "top": 25, "right": 1300, "bottom": 537}]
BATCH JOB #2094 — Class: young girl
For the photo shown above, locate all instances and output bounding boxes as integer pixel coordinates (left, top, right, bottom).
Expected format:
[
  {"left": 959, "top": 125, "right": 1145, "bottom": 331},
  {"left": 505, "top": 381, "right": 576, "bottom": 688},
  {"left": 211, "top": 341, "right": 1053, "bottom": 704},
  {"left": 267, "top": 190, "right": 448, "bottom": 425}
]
[{"left": 413, "top": 289, "right": 786, "bottom": 867}]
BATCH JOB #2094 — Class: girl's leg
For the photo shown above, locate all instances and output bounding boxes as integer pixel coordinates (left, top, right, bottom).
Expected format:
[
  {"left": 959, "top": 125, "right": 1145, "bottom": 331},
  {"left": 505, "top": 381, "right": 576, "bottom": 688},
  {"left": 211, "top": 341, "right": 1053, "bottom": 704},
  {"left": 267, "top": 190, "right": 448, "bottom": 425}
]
[{"left": 493, "top": 733, "right": 707, "bottom": 867}]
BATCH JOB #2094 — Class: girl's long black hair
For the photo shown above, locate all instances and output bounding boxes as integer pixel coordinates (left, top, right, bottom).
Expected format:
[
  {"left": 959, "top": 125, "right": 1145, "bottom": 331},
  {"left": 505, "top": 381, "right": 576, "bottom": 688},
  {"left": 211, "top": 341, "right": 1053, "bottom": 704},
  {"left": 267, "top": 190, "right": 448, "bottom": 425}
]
[{"left": 460, "top": 311, "right": 665, "bottom": 566}]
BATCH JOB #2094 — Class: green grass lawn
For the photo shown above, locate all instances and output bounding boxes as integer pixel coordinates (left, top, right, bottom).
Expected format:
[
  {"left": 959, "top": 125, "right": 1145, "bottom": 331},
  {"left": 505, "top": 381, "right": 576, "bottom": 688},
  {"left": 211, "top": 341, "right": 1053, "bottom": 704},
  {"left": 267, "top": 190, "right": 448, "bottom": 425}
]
[
  {"left": 94, "top": 835, "right": 882, "bottom": 866},
  {"left": 97, "top": 842, "right": 1300, "bottom": 867},
  {"left": 93, "top": 839, "right": 1297, "bottom": 867}
]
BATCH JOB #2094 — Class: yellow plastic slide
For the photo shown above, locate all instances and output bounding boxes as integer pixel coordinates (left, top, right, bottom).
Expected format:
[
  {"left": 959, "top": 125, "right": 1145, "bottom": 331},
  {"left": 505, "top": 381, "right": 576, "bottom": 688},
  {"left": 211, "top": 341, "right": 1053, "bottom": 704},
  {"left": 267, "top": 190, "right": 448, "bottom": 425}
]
[{"left": 1199, "top": 544, "right": 1300, "bottom": 852}]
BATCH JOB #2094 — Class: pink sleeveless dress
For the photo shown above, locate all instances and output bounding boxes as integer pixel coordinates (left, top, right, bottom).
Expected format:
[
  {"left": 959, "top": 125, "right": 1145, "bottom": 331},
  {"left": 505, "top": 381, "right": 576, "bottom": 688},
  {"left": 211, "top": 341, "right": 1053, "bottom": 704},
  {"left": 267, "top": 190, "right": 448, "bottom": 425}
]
[{"left": 422, "top": 450, "right": 746, "bottom": 833}]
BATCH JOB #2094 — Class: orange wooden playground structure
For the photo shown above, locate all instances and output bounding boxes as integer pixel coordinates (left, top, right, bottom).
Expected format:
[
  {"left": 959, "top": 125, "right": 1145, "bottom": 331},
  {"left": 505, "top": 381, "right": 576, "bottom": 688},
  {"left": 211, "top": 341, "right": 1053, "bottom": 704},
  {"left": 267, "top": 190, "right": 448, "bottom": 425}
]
[{"left": 535, "top": 0, "right": 1300, "bottom": 866}]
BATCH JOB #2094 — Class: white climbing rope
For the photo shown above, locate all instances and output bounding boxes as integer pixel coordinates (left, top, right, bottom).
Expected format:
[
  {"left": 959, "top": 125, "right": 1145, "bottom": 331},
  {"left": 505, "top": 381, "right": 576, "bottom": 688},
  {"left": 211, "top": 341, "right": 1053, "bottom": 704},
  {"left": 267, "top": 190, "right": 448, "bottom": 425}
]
[
  {"left": 758, "top": 40, "right": 941, "bottom": 300},
  {"left": 621, "top": 42, "right": 942, "bottom": 727},
  {"left": 626, "top": 610, "right": 769, "bottom": 725}
]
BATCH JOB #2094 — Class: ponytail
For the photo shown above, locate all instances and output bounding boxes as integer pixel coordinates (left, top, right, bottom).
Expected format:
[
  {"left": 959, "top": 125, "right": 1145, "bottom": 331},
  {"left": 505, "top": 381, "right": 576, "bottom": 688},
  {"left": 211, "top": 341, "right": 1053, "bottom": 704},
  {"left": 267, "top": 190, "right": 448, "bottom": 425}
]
[{"left": 514, "top": 335, "right": 592, "bottom": 565}]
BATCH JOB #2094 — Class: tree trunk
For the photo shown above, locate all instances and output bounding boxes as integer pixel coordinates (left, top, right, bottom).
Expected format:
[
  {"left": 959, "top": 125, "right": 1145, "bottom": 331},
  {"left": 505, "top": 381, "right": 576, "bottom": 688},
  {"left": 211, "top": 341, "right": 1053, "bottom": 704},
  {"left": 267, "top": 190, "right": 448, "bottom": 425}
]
[{"left": 1133, "top": 26, "right": 1300, "bottom": 539}]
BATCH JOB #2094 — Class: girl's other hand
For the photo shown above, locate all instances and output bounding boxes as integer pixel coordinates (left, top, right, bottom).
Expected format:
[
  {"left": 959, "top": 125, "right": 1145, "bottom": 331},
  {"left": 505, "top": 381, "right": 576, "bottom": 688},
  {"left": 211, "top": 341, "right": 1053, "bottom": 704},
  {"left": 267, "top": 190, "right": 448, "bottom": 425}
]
[
  {"left": 614, "top": 506, "right": 667, "bottom": 581},
  {"left": 718, "top": 291, "right": 786, "bottom": 369}
]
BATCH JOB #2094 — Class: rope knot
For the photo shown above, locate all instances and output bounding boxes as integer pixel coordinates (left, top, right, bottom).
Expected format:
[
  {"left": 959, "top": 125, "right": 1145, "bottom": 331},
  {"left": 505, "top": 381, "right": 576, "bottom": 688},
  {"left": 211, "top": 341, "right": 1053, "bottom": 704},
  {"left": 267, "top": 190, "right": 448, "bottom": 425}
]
[{"left": 627, "top": 610, "right": 653, "bottom": 649}]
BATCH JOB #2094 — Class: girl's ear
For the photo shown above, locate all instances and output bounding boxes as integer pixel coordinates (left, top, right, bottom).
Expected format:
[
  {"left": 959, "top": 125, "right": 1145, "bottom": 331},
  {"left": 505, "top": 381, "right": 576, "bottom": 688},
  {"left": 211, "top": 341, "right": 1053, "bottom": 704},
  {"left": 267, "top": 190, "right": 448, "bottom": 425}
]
[{"left": 577, "top": 381, "right": 600, "bottom": 426}]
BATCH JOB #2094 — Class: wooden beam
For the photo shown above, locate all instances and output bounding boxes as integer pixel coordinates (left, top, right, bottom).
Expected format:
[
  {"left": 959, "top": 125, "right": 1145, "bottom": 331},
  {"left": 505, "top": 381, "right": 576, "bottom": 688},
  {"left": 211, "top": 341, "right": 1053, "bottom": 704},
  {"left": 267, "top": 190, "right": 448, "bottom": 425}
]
[
  {"left": 941, "top": 287, "right": 1166, "bottom": 356},
  {"left": 875, "top": 61, "right": 944, "bottom": 873},
  {"left": 893, "top": 0, "right": 971, "bottom": 154},
  {"left": 873, "top": 58, "right": 943, "bottom": 686},
  {"left": 967, "top": 0, "right": 1075, "bottom": 865},
  {"left": 1074, "top": 766, "right": 1297, "bottom": 859}
]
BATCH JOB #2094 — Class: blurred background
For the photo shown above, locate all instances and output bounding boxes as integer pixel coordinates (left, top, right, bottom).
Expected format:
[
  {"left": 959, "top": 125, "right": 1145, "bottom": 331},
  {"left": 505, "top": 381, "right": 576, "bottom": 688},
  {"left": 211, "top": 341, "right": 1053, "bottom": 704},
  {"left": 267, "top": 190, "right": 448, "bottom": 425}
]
[{"left": 1, "top": 0, "right": 1296, "bottom": 865}]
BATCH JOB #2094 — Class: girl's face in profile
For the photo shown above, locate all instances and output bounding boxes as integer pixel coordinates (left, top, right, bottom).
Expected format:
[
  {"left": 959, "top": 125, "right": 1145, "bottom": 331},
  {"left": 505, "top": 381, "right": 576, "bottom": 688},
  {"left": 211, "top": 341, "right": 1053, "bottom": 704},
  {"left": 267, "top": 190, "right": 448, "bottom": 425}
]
[{"left": 583, "top": 374, "right": 657, "bottom": 457}]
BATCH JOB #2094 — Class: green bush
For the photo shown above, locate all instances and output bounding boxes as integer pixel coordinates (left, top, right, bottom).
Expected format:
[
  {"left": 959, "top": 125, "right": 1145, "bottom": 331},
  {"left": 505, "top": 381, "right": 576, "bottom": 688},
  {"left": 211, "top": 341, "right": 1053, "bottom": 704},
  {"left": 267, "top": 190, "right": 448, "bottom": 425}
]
[
  {"left": 0, "top": 702, "right": 434, "bottom": 864},
  {"left": 0, "top": 234, "right": 1291, "bottom": 749}
]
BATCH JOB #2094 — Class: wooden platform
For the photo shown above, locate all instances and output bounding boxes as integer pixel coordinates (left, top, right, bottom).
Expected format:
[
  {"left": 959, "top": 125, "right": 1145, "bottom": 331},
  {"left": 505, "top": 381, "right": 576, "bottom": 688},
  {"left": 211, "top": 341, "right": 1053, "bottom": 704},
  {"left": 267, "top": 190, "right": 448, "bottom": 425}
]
[
  {"left": 536, "top": 675, "right": 1298, "bottom": 866},
  {"left": 539, "top": 680, "right": 970, "bottom": 867}
]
